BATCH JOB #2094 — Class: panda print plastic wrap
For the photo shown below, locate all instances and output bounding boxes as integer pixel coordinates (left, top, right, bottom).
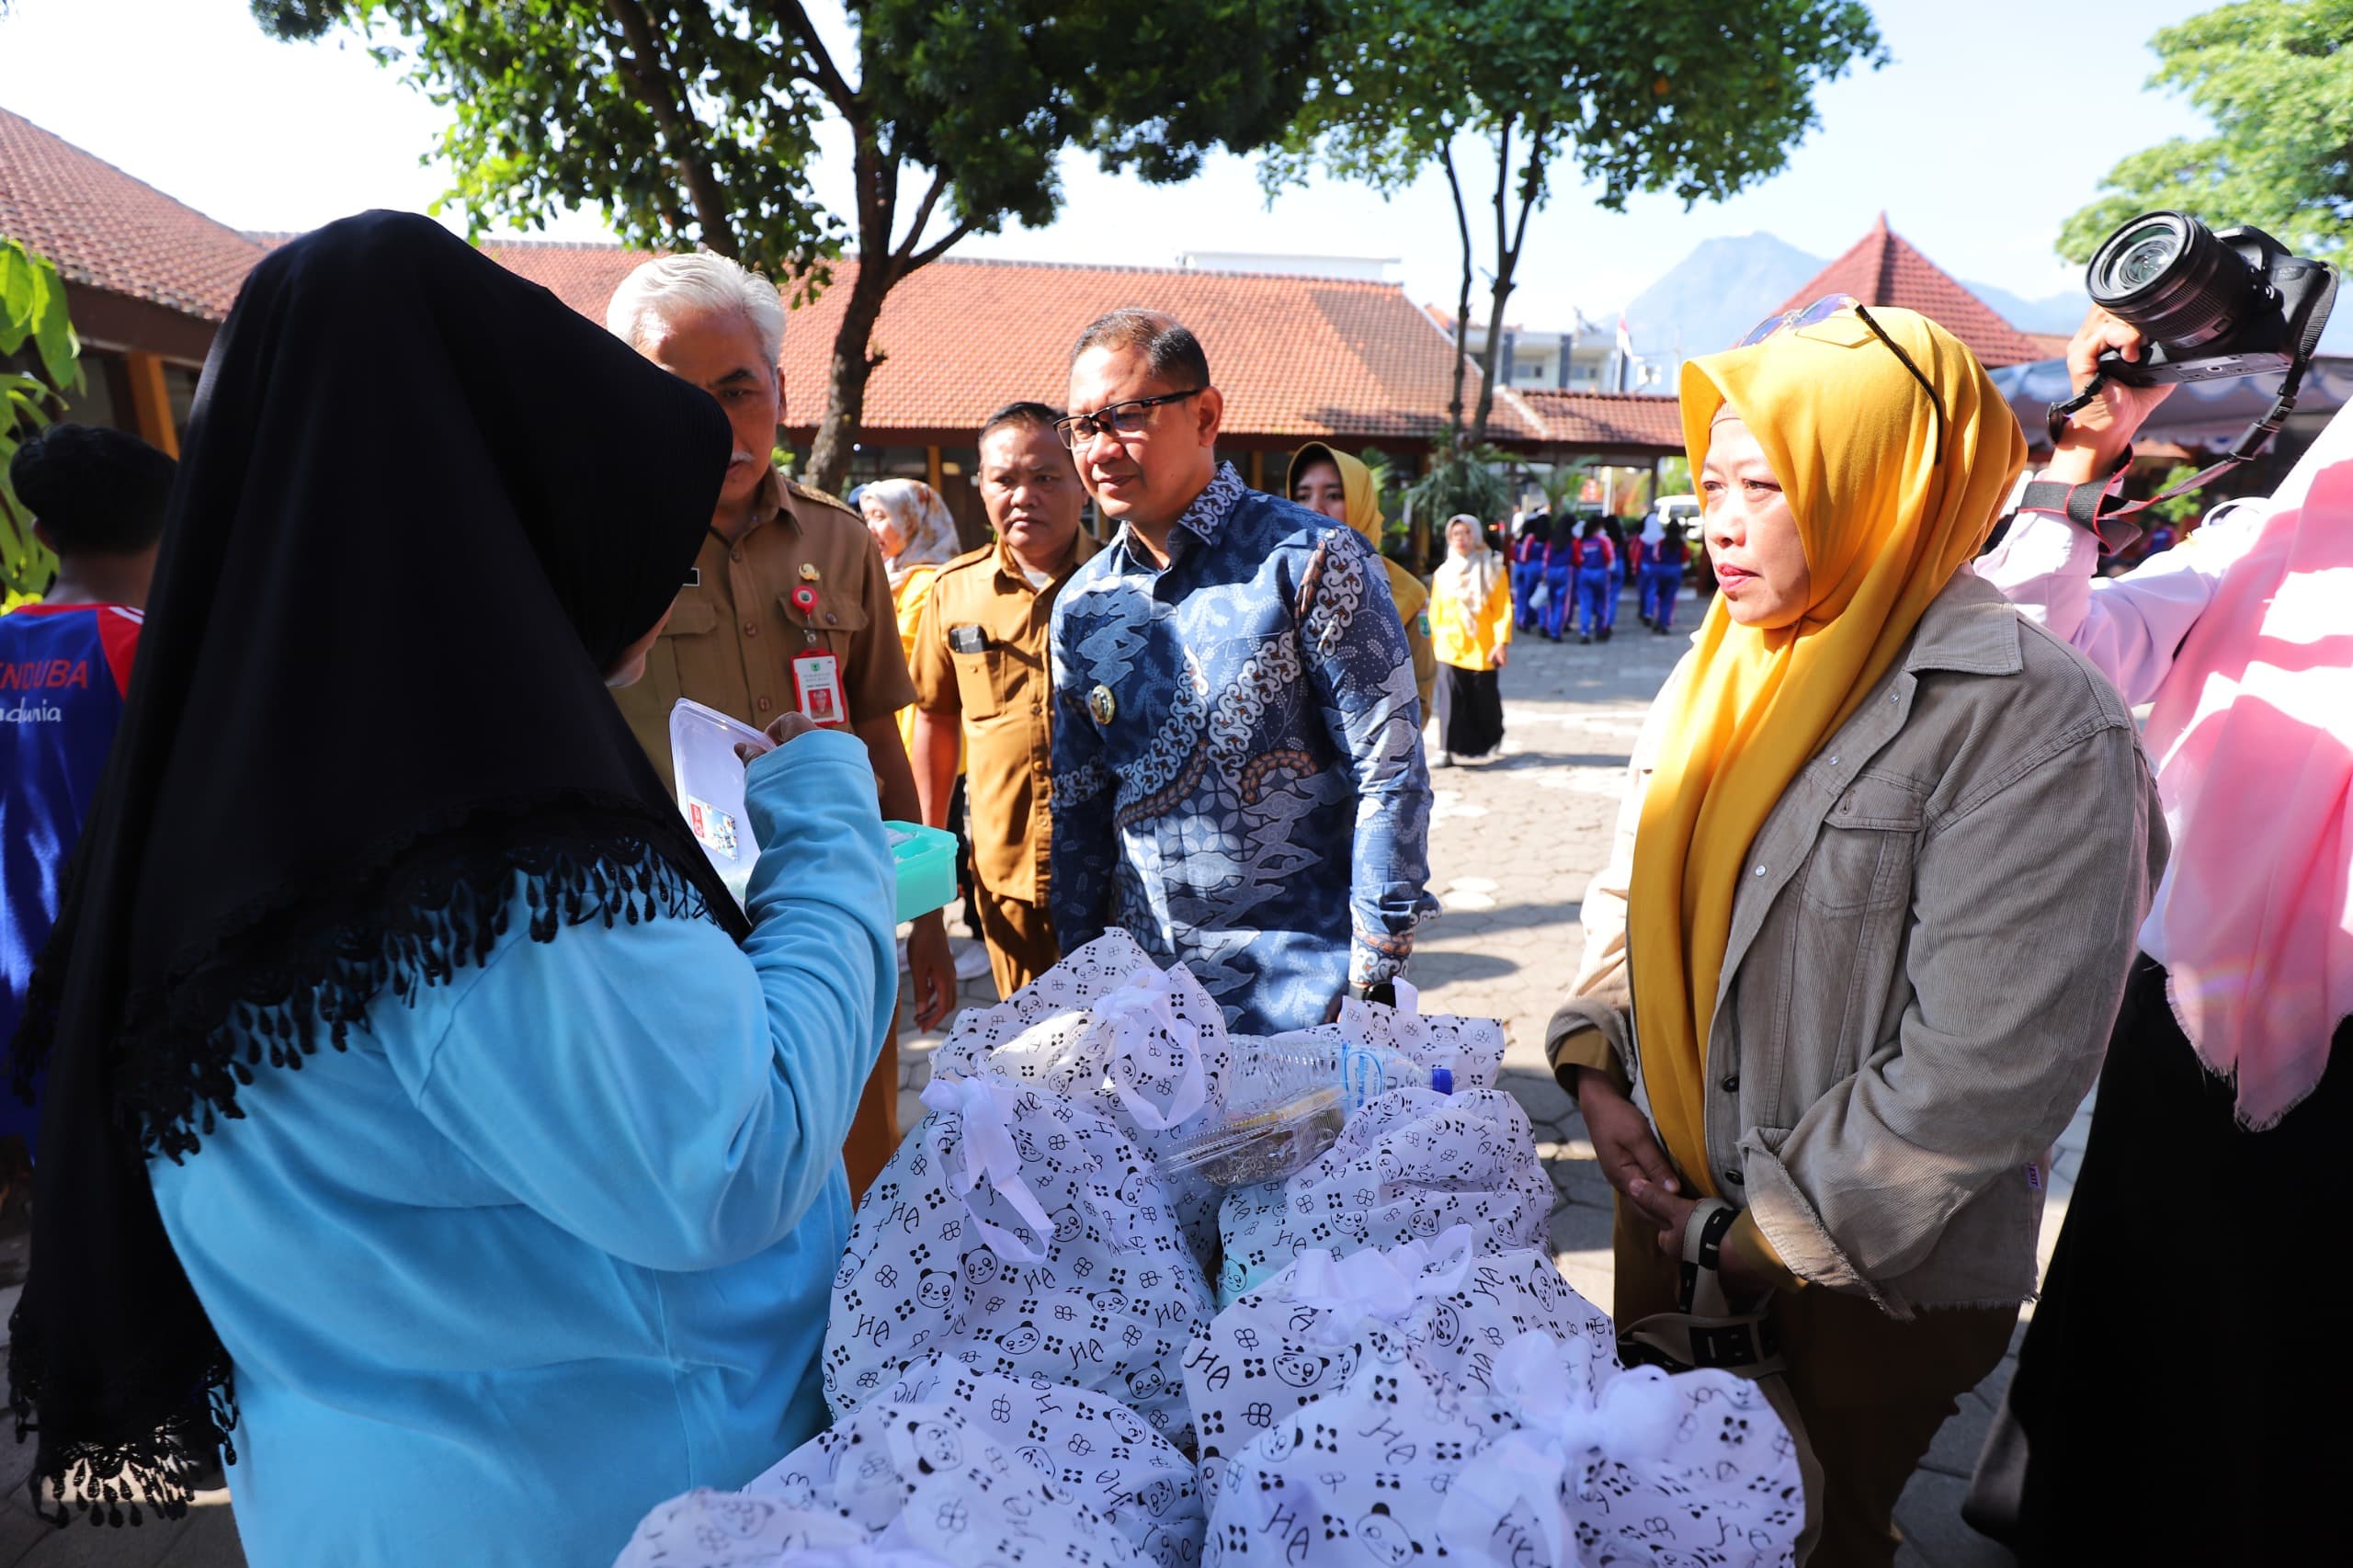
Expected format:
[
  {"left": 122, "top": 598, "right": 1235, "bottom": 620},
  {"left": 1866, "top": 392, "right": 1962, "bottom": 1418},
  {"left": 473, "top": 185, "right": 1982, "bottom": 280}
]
[
  {"left": 1182, "top": 1229, "right": 1614, "bottom": 1509},
  {"left": 929, "top": 931, "right": 1235, "bottom": 1272},
  {"left": 802, "top": 1353, "right": 1208, "bottom": 1568},
  {"left": 824, "top": 1073, "right": 1214, "bottom": 1454},
  {"left": 1214, "top": 1087, "right": 1554, "bottom": 1302},
  {"left": 609, "top": 1488, "right": 897, "bottom": 1567},
  {"left": 614, "top": 1388, "right": 1151, "bottom": 1568},
  {"left": 1204, "top": 1326, "right": 1803, "bottom": 1568}
]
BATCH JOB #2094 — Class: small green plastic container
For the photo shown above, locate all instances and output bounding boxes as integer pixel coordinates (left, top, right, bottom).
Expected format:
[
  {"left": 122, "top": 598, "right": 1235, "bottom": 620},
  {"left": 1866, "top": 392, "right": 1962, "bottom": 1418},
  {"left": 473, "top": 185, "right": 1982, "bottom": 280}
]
[{"left": 885, "top": 822, "right": 958, "bottom": 923}]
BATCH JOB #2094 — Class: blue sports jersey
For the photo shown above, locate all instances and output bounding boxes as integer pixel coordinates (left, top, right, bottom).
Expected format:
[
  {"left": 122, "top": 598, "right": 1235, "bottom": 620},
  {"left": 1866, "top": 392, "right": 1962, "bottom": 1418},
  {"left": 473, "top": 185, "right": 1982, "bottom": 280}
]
[{"left": 2, "top": 602, "right": 141, "bottom": 1150}]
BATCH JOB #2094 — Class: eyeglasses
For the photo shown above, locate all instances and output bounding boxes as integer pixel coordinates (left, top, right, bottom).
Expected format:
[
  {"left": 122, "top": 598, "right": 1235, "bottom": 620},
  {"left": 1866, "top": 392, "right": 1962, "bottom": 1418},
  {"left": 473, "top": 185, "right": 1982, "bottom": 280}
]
[
  {"left": 1733, "top": 295, "right": 1946, "bottom": 465},
  {"left": 1053, "top": 389, "right": 1205, "bottom": 449}
]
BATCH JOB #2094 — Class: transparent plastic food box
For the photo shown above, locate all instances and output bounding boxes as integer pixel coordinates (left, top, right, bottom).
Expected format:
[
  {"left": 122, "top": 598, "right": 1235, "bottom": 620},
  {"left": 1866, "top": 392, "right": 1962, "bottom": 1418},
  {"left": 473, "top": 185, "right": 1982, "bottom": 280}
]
[{"left": 669, "top": 698, "right": 956, "bottom": 921}]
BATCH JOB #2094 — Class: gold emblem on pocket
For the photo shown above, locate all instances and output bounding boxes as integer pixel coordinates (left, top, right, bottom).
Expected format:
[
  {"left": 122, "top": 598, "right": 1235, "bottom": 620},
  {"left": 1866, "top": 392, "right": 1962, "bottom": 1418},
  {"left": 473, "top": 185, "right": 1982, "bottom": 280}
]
[{"left": 1087, "top": 683, "right": 1118, "bottom": 725}]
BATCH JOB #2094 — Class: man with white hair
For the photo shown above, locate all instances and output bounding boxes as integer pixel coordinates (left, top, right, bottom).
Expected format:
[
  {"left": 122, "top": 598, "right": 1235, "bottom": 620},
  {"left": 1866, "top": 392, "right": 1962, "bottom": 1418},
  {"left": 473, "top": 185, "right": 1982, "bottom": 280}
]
[{"left": 605, "top": 251, "right": 953, "bottom": 1198}]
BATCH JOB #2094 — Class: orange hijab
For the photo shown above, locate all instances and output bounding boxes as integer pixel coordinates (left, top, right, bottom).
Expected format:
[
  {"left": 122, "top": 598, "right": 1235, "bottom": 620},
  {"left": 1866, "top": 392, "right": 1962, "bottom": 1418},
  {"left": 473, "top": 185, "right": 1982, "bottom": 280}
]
[{"left": 1630, "top": 307, "right": 2027, "bottom": 1195}]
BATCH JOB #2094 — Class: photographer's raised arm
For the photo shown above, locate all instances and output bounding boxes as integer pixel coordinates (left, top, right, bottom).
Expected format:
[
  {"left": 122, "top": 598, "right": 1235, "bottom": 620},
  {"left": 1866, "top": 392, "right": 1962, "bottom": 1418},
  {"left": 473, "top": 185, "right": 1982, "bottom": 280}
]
[{"left": 1977, "top": 308, "right": 2264, "bottom": 704}]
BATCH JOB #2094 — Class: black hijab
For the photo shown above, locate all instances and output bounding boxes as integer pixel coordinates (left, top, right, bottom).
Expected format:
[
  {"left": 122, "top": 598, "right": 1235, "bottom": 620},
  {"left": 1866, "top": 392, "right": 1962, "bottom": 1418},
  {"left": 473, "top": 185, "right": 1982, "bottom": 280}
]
[{"left": 5, "top": 211, "right": 745, "bottom": 1522}]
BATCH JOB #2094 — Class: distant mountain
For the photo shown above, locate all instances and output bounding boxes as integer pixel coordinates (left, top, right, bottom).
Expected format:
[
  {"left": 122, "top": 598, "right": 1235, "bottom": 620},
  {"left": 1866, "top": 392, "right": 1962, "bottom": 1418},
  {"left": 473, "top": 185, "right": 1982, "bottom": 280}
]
[
  {"left": 1963, "top": 279, "right": 2089, "bottom": 335},
  {"left": 1618, "top": 233, "right": 2353, "bottom": 370},
  {"left": 1622, "top": 233, "right": 1824, "bottom": 360}
]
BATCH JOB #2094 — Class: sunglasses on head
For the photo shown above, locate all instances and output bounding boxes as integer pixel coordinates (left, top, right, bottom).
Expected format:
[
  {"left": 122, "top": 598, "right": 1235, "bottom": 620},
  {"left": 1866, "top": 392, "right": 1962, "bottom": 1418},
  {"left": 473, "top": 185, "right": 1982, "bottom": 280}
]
[{"left": 1733, "top": 294, "right": 1947, "bottom": 465}]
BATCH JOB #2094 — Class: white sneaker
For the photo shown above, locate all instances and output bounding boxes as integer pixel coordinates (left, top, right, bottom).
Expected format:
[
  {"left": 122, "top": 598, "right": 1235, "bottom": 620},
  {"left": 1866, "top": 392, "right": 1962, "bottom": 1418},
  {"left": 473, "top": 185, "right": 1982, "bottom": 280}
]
[{"left": 953, "top": 940, "right": 992, "bottom": 982}]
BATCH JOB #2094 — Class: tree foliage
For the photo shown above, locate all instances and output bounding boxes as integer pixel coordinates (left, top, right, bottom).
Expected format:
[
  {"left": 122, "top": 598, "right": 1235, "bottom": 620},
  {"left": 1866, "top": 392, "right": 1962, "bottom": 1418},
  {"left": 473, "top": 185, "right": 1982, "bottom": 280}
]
[
  {"left": 1268, "top": 0, "right": 1883, "bottom": 449},
  {"left": 1407, "top": 446, "right": 1512, "bottom": 534},
  {"left": 1, "top": 238, "right": 83, "bottom": 602},
  {"left": 256, "top": 0, "right": 1328, "bottom": 494},
  {"left": 2060, "top": 0, "right": 2353, "bottom": 265}
]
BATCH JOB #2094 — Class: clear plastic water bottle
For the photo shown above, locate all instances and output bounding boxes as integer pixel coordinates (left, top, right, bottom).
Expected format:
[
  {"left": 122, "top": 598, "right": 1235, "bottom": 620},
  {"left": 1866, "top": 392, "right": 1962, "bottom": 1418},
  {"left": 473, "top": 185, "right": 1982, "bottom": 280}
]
[
  {"left": 1227, "top": 1040, "right": 1452, "bottom": 1119},
  {"left": 1162, "top": 1042, "right": 1453, "bottom": 1187}
]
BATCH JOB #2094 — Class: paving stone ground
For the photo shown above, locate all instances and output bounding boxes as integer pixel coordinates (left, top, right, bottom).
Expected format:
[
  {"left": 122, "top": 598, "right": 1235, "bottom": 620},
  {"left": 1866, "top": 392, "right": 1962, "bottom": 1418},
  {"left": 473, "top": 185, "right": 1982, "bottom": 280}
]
[{"left": 1, "top": 588, "right": 2088, "bottom": 1566}]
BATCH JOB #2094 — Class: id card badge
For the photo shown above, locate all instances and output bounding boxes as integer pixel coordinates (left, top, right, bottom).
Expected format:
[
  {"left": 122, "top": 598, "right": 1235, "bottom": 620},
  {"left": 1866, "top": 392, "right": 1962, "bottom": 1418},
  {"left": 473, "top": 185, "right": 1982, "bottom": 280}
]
[{"left": 791, "top": 653, "right": 847, "bottom": 727}]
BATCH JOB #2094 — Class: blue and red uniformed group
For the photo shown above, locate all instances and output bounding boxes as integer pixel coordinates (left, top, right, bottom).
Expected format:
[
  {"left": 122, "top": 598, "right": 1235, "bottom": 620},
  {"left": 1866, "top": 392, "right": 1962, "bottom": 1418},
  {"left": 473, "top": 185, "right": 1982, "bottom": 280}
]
[{"left": 1511, "top": 507, "right": 1691, "bottom": 645}]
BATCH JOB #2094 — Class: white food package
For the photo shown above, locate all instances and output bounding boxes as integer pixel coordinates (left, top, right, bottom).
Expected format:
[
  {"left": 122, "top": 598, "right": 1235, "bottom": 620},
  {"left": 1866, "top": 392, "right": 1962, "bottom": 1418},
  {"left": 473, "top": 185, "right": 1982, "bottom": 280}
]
[
  {"left": 931, "top": 932, "right": 1234, "bottom": 1273},
  {"left": 613, "top": 1397, "right": 1145, "bottom": 1568},
  {"left": 1183, "top": 1228, "right": 1616, "bottom": 1508},
  {"left": 825, "top": 1073, "right": 1212, "bottom": 1453},
  {"left": 1214, "top": 1085, "right": 1554, "bottom": 1301},
  {"left": 761, "top": 1353, "right": 1202, "bottom": 1568},
  {"left": 1206, "top": 1325, "right": 1803, "bottom": 1568}
]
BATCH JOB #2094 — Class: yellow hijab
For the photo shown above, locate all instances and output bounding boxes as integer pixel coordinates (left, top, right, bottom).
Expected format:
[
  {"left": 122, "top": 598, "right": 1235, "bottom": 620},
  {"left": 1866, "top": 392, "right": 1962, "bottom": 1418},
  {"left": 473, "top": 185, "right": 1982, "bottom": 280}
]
[
  {"left": 1288, "top": 443, "right": 1428, "bottom": 620},
  {"left": 1630, "top": 307, "right": 2026, "bottom": 1196}
]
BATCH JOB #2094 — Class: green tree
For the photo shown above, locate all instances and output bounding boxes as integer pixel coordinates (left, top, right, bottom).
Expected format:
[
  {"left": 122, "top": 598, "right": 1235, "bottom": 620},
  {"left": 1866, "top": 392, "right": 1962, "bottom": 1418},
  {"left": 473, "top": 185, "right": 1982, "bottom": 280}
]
[
  {"left": 1, "top": 238, "right": 84, "bottom": 603},
  {"left": 2060, "top": 0, "right": 2353, "bottom": 265},
  {"left": 256, "top": 0, "right": 1328, "bottom": 495},
  {"left": 1267, "top": 0, "right": 1882, "bottom": 449}
]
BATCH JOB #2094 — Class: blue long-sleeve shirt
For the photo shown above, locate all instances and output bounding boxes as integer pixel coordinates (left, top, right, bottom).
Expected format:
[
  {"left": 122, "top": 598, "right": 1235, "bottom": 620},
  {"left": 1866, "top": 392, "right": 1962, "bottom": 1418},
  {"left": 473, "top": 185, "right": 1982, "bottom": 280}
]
[
  {"left": 1048, "top": 462, "right": 1433, "bottom": 1033},
  {"left": 147, "top": 730, "right": 896, "bottom": 1567}
]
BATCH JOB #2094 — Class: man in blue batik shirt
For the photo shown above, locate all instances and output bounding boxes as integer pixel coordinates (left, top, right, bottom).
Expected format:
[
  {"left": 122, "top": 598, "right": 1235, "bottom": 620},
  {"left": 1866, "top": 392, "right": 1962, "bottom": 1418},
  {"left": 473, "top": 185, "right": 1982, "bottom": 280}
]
[{"left": 1047, "top": 309, "right": 1433, "bottom": 1032}]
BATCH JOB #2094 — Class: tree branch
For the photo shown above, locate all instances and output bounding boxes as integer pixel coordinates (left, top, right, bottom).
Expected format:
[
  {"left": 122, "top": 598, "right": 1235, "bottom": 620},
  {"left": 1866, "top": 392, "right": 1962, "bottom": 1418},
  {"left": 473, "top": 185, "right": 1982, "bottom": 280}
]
[
  {"left": 602, "top": 0, "right": 736, "bottom": 252},
  {"left": 1441, "top": 139, "right": 1472, "bottom": 439},
  {"left": 891, "top": 171, "right": 950, "bottom": 265},
  {"left": 904, "top": 219, "right": 977, "bottom": 276},
  {"left": 764, "top": 0, "right": 859, "bottom": 120}
]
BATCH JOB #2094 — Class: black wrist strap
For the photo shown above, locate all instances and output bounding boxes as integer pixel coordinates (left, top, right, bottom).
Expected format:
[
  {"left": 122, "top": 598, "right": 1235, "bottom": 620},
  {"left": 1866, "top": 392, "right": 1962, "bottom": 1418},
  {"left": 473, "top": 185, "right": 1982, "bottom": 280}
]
[{"left": 2030, "top": 359, "right": 2309, "bottom": 553}]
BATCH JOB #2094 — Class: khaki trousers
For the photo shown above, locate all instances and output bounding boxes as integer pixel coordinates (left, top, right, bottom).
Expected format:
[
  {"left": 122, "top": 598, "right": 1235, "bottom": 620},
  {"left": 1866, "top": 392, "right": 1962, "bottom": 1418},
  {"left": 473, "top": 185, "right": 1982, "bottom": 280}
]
[
  {"left": 973, "top": 883, "right": 1059, "bottom": 1000},
  {"left": 842, "top": 1020, "right": 899, "bottom": 1204},
  {"left": 1613, "top": 1199, "right": 2015, "bottom": 1567}
]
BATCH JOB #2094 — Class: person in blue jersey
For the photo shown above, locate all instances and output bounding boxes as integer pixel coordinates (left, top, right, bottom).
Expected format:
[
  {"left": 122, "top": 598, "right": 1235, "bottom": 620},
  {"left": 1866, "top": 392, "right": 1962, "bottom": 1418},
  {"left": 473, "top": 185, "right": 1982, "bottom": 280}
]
[
  {"left": 1597, "top": 515, "right": 1629, "bottom": 640},
  {"left": 1509, "top": 509, "right": 1552, "bottom": 633},
  {"left": 1, "top": 213, "right": 898, "bottom": 1567},
  {"left": 1540, "top": 517, "right": 1575, "bottom": 642},
  {"left": 1572, "top": 517, "right": 1618, "bottom": 644},
  {"left": 2, "top": 425, "right": 172, "bottom": 1168},
  {"left": 1637, "top": 510, "right": 1689, "bottom": 633},
  {"left": 1047, "top": 309, "right": 1433, "bottom": 1033}
]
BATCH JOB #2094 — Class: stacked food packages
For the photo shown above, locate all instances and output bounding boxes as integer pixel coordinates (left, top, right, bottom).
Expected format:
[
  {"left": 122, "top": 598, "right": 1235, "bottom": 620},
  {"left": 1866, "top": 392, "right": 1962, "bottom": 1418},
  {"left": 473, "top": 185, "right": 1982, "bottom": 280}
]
[{"left": 615, "top": 933, "right": 1804, "bottom": 1568}]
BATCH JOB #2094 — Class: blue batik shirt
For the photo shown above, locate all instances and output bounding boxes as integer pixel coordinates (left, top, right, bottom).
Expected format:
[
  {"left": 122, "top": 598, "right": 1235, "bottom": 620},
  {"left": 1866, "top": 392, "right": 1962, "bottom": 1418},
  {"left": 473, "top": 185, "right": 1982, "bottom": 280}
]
[{"left": 1049, "top": 462, "right": 1433, "bottom": 1033}]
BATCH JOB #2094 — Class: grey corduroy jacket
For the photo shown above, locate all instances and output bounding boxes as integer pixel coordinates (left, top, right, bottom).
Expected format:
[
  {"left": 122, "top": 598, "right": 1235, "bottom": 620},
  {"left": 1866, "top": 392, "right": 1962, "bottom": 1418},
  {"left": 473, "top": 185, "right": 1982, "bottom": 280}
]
[{"left": 1548, "top": 571, "right": 2166, "bottom": 1317}]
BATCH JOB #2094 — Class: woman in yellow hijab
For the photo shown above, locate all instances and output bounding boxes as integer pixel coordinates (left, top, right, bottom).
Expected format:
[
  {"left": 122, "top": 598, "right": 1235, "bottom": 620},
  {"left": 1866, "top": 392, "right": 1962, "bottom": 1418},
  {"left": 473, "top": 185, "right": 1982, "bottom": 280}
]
[
  {"left": 1547, "top": 302, "right": 2163, "bottom": 1565},
  {"left": 1288, "top": 444, "right": 1436, "bottom": 725}
]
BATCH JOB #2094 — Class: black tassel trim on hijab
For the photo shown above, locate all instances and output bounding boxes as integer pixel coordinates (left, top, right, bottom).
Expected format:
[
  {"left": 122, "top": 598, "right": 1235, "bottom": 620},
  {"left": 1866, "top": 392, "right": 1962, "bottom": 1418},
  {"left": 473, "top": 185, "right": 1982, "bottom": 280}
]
[{"left": 6, "top": 801, "right": 745, "bottom": 1525}]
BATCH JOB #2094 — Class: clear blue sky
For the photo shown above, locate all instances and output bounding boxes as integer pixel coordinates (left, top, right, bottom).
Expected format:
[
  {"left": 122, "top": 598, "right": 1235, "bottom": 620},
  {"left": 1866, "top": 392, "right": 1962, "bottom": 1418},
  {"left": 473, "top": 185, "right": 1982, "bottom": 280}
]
[{"left": 0, "top": 0, "right": 2216, "bottom": 328}]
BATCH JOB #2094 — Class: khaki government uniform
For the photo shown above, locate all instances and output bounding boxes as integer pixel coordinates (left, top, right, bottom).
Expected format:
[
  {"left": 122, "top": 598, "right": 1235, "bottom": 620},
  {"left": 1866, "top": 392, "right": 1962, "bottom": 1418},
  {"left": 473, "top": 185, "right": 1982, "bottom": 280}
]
[
  {"left": 907, "top": 529, "right": 1098, "bottom": 996},
  {"left": 613, "top": 470, "right": 917, "bottom": 1201}
]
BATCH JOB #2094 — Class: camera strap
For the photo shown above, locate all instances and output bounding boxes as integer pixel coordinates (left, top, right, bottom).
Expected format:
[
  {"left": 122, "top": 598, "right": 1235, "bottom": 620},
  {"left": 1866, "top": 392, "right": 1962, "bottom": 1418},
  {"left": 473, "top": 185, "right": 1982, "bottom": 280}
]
[{"left": 2028, "top": 358, "right": 2310, "bottom": 551}]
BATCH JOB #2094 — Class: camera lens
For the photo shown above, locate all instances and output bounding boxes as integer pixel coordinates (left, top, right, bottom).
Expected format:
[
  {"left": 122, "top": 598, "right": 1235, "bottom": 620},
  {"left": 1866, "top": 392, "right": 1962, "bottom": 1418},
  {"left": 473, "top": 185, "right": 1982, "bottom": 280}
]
[
  {"left": 2111, "top": 231, "right": 2179, "bottom": 290},
  {"left": 2087, "top": 210, "right": 2262, "bottom": 351}
]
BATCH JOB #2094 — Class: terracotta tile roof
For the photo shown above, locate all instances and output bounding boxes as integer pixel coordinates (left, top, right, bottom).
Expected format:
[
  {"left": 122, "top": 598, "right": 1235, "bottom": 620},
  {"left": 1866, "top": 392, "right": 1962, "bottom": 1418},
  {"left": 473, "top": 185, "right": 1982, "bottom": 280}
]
[
  {"left": 1775, "top": 214, "right": 2048, "bottom": 369},
  {"left": 479, "top": 241, "right": 645, "bottom": 321},
  {"left": 1518, "top": 389, "right": 1685, "bottom": 450},
  {"left": 0, "top": 106, "right": 264, "bottom": 322},
  {"left": 1517, "top": 390, "right": 1686, "bottom": 454},
  {"left": 797, "top": 256, "right": 1543, "bottom": 443},
  {"left": 483, "top": 244, "right": 1539, "bottom": 444},
  {"left": 2023, "top": 331, "right": 2073, "bottom": 361}
]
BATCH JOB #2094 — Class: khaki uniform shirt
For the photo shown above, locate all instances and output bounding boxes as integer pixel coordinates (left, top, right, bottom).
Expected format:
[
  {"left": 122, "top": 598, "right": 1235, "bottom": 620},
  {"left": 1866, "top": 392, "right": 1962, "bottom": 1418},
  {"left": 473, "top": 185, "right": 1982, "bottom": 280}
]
[
  {"left": 907, "top": 530, "right": 1099, "bottom": 905},
  {"left": 616, "top": 471, "right": 915, "bottom": 791}
]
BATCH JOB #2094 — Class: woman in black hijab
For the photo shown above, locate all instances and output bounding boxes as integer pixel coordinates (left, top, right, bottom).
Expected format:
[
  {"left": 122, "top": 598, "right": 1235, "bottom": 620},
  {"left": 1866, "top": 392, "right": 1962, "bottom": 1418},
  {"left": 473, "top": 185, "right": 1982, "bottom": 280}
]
[{"left": 4, "top": 213, "right": 900, "bottom": 1564}]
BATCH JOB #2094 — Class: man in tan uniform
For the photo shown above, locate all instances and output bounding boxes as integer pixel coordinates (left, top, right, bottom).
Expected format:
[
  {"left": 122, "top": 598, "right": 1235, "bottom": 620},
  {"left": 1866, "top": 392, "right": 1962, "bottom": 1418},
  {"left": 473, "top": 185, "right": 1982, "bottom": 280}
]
[
  {"left": 908, "top": 403, "right": 1097, "bottom": 996},
  {"left": 605, "top": 253, "right": 954, "bottom": 1199}
]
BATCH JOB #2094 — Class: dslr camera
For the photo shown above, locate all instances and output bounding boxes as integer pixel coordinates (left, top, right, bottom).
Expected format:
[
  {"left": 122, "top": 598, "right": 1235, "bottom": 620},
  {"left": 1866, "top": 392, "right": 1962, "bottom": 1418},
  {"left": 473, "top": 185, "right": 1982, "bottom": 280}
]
[{"left": 2085, "top": 210, "right": 2337, "bottom": 386}]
